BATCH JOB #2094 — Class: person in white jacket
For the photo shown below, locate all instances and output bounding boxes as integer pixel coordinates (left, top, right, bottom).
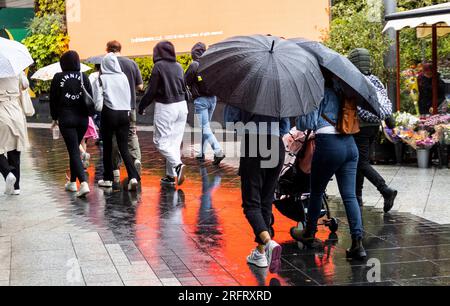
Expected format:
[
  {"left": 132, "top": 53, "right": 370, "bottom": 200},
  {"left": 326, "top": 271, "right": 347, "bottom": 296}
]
[{"left": 93, "top": 53, "right": 140, "bottom": 191}]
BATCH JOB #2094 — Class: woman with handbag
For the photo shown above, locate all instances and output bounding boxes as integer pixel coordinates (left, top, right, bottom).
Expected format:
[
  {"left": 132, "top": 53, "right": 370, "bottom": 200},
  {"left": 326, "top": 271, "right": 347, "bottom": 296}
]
[
  {"left": 93, "top": 53, "right": 140, "bottom": 191},
  {"left": 50, "top": 50, "right": 92, "bottom": 197},
  {"left": 0, "top": 72, "right": 30, "bottom": 195}
]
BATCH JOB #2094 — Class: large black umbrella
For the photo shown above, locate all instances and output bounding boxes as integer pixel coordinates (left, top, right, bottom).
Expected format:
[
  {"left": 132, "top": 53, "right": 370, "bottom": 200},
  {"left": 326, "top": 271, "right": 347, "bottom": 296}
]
[
  {"left": 291, "top": 38, "right": 380, "bottom": 116},
  {"left": 198, "top": 35, "right": 324, "bottom": 118}
]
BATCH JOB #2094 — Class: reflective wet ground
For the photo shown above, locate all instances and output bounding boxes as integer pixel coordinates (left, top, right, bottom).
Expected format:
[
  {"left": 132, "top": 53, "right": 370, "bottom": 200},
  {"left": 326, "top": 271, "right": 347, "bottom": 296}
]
[{"left": 1, "top": 128, "right": 450, "bottom": 286}]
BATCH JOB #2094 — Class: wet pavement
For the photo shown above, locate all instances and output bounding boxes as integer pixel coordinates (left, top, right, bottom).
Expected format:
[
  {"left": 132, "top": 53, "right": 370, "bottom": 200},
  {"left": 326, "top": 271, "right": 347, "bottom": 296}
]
[{"left": 1, "top": 127, "right": 450, "bottom": 286}]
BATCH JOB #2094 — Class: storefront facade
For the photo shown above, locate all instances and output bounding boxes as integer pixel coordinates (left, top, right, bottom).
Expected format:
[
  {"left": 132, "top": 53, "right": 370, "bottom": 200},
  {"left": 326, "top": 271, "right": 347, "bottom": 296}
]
[{"left": 66, "top": 0, "right": 331, "bottom": 58}]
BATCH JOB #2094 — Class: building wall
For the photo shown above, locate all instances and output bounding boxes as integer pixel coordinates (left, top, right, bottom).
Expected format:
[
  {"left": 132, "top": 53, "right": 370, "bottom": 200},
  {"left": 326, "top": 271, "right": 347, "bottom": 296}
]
[{"left": 66, "top": 0, "right": 330, "bottom": 59}]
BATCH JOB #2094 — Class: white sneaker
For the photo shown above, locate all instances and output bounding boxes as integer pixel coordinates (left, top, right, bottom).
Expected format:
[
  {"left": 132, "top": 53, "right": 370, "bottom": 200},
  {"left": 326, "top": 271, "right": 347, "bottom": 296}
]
[
  {"left": 134, "top": 159, "right": 142, "bottom": 176},
  {"left": 246, "top": 249, "right": 268, "bottom": 268},
  {"left": 4, "top": 173, "right": 16, "bottom": 195},
  {"left": 65, "top": 182, "right": 78, "bottom": 192},
  {"left": 13, "top": 190, "right": 20, "bottom": 196},
  {"left": 77, "top": 182, "right": 90, "bottom": 198},
  {"left": 98, "top": 180, "right": 113, "bottom": 188},
  {"left": 265, "top": 240, "right": 282, "bottom": 274},
  {"left": 128, "top": 178, "right": 138, "bottom": 191}
]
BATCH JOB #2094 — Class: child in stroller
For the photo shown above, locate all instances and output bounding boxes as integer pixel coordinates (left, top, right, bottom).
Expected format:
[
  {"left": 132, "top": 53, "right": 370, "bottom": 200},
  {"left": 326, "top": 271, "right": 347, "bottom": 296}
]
[{"left": 272, "top": 128, "right": 338, "bottom": 240}]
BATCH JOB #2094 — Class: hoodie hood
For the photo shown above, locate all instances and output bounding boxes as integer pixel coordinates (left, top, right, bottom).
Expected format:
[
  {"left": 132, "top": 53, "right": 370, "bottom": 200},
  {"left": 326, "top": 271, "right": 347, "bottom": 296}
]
[
  {"left": 348, "top": 48, "right": 371, "bottom": 75},
  {"left": 153, "top": 41, "right": 176, "bottom": 63},
  {"left": 60, "top": 50, "right": 81, "bottom": 71},
  {"left": 191, "top": 42, "right": 206, "bottom": 61},
  {"left": 101, "top": 53, "right": 123, "bottom": 74}
]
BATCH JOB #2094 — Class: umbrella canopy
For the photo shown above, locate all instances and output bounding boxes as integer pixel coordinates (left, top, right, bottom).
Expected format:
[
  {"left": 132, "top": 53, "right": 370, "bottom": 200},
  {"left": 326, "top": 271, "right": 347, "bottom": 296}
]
[
  {"left": 291, "top": 38, "right": 380, "bottom": 116},
  {"left": 0, "top": 28, "right": 14, "bottom": 40},
  {"left": 0, "top": 37, "right": 34, "bottom": 78},
  {"left": 85, "top": 55, "right": 104, "bottom": 65},
  {"left": 31, "top": 62, "right": 92, "bottom": 81},
  {"left": 198, "top": 35, "right": 324, "bottom": 118}
]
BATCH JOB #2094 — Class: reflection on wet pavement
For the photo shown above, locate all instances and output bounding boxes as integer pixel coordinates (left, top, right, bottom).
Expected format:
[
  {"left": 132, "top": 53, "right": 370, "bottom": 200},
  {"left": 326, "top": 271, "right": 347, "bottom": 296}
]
[{"left": 6, "top": 128, "right": 450, "bottom": 286}]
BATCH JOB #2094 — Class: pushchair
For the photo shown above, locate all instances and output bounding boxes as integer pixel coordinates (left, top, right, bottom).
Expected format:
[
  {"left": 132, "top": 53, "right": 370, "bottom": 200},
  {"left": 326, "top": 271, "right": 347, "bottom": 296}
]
[{"left": 272, "top": 128, "right": 338, "bottom": 239}]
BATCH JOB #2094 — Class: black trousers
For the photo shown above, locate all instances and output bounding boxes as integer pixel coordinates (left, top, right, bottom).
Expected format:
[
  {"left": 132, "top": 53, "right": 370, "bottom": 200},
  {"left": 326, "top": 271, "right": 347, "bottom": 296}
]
[
  {"left": 60, "top": 117, "right": 88, "bottom": 183},
  {"left": 354, "top": 126, "right": 387, "bottom": 198},
  {"left": 0, "top": 150, "right": 21, "bottom": 190},
  {"left": 101, "top": 106, "right": 139, "bottom": 182},
  {"left": 240, "top": 134, "right": 284, "bottom": 244}
]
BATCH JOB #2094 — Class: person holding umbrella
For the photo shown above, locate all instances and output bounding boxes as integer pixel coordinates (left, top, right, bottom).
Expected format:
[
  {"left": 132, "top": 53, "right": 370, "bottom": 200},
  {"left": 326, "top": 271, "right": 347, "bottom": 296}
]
[
  {"left": 198, "top": 35, "right": 325, "bottom": 273},
  {"left": 0, "top": 72, "right": 30, "bottom": 195},
  {"left": 49, "top": 50, "right": 92, "bottom": 198},
  {"left": 0, "top": 37, "right": 34, "bottom": 196},
  {"left": 288, "top": 40, "right": 381, "bottom": 260}
]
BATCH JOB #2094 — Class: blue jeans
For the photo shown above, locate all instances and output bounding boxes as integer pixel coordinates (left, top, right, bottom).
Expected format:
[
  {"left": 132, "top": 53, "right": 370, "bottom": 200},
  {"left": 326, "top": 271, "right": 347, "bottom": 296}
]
[
  {"left": 194, "top": 96, "right": 222, "bottom": 156},
  {"left": 308, "top": 134, "right": 363, "bottom": 240}
]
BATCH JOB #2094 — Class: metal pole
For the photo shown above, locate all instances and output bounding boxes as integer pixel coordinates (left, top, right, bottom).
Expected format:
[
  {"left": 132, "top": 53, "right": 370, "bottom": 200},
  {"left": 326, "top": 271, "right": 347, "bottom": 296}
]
[
  {"left": 432, "top": 24, "right": 438, "bottom": 115},
  {"left": 384, "top": 0, "right": 398, "bottom": 111},
  {"left": 396, "top": 31, "right": 401, "bottom": 112}
]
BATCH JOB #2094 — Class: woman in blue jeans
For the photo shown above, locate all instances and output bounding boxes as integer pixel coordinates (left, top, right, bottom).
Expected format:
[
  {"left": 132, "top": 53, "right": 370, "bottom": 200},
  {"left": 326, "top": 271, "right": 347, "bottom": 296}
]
[
  {"left": 291, "top": 74, "right": 366, "bottom": 260},
  {"left": 185, "top": 42, "right": 225, "bottom": 165}
]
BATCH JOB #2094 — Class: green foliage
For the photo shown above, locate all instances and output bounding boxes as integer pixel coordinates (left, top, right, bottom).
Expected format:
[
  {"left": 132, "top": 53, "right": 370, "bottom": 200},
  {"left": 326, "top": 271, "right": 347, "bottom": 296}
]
[
  {"left": 27, "top": 13, "right": 66, "bottom": 36},
  {"left": 325, "top": 6, "right": 391, "bottom": 82},
  {"left": 35, "top": 0, "right": 66, "bottom": 17},
  {"left": 133, "top": 54, "right": 193, "bottom": 85}
]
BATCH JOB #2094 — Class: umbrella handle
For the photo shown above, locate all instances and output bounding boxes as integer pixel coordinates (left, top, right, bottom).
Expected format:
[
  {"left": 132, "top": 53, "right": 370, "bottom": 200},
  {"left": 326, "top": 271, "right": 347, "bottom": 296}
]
[{"left": 270, "top": 41, "right": 275, "bottom": 53}]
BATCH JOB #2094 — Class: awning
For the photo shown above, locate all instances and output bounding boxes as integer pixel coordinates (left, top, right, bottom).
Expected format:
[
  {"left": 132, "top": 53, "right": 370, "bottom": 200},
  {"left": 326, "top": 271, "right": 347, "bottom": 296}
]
[{"left": 383, "top": 3, "right": 450, "bottom": 38}]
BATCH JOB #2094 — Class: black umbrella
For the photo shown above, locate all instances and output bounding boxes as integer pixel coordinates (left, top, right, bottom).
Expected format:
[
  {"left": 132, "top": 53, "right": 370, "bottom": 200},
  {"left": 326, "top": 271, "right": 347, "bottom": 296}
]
[
  {"left": 85, "top": 55, "right": 104, "bottom": 65},
  {"left": 291, "top": 38, "right": 380, "bottom": 116},
  {"left": 198, "top": 35, "right": 324, "bottom": 118}
]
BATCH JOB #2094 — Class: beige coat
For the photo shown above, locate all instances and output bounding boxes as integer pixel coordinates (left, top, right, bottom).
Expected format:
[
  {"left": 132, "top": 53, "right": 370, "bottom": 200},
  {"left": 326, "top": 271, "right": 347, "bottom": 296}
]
[{"left": 0, "top": 73, "right": 29, "bottom": 155}]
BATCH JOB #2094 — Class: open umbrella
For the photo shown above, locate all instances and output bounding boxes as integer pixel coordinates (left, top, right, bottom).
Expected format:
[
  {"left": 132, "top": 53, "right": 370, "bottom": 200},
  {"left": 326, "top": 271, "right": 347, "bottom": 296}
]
[
  {"left": 291, "top": 38, "right": 380, "bottom": 116},
  {"left": 198, "top": 35, "right": 324, "bottom": 118},
  {"left": 31, "top": 62, "right": 92, "bottom": 81},
  {"left": 85, "top": 55, "right": 104, "bottom": 65},
  {"left": 0, "top": 37, "right": 34, "bottom": 78}
]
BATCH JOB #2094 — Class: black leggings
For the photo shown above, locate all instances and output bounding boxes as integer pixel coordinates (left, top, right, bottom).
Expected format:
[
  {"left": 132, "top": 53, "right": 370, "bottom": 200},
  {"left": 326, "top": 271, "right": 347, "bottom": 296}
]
[
  {"left": 240, "top": 134, "right": 284, "bottom": 244},
  {"left": 101, "top": 106, "right": 139, "bottom": 182},
  {"left": 60, "top": 118, "right": 88, "bottom": 183},
  {"left": 0, "top": 150, "right": 21, "bottom": 190}
]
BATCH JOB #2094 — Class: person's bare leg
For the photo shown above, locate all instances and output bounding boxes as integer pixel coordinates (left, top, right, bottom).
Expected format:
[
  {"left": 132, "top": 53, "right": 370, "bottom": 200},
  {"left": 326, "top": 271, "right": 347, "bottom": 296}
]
[{"left": 257, "top": 231, "right": 271, "bottom": 253}]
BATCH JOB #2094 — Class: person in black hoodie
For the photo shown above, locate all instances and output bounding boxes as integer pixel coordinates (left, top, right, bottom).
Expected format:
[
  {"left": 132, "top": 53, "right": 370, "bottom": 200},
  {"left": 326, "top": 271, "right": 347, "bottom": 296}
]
[
  {"left": 50, "top": 50, "right": 92, "bottom": 197},
  {"left": 185, "top": 42, "right": 225, "bottom": 165},
  {"left": 138, "top": 41, "right": 188, "bottom": 186}
]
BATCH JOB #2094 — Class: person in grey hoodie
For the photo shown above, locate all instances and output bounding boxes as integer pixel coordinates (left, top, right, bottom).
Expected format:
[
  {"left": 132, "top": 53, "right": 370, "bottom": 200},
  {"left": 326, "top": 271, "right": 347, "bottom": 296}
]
[
  {"left": 138, "top": 41, "right": 188, "bottom": 187},
  {"left": 93, "top": 53, "right": 140, "bottom": 191},
  {"left": 185, "top": 42, "right": 225, "bottom": 165}
]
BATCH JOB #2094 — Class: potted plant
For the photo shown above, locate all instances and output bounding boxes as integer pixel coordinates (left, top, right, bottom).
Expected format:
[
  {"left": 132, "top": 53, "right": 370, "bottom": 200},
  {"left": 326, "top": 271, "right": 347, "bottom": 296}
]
[{"left": 415, "top": 138, "right": 436, "bottom": 168}]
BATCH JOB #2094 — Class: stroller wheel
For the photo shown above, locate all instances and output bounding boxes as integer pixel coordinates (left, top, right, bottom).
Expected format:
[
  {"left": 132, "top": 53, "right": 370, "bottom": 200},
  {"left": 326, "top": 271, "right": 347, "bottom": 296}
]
[{"left": 328, "top": 218, "right": 339, "bottom": 233}]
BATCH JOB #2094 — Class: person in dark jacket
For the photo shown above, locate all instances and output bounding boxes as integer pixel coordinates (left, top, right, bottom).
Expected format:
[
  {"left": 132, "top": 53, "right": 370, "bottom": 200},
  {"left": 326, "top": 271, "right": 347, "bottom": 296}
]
[
  {"left": 50, "top": 50, "right": 92, "bottom": 197},
  {"left": 185, "top": 42, "right": 225, "bottom": 165},
  {"left": 348, "top": 48, "right": 398, "bottom": 213},
  {"left": 138, "top": 41, "right": 188, "bottom": 186},
  {"left": 418, "top": 63, "right": 446, "bottom": 115}
]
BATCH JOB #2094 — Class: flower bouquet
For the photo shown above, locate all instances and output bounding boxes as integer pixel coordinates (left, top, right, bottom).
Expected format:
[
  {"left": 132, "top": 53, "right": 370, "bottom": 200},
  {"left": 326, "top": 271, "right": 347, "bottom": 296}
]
[
  {"left": 394, "top": 112, "right": 420, "bottom": 129},
  {"left": 416, "top": 138, "right": 436, "bottom": 150},
  {"left": 422, "top": 114, "right": 450, "bottom": 128}
]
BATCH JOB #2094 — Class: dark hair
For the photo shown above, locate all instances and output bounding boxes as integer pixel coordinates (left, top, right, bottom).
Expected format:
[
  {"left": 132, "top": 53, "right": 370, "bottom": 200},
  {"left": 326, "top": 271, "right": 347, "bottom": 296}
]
[
  {"left": 106, "top": 40, "right": 122, "bottom": 53},
  {"left": 60, "top": 50, "right": 81, "bottom": 71}
]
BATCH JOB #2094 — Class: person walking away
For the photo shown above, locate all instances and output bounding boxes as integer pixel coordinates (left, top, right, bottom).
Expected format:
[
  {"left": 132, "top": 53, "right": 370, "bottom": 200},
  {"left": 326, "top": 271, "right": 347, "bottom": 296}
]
[
  {"left": 291, "top": 71, "right": 366, "bottom": 260},
  {"left": 234, "top": 109, "right": 285, "bottom": 274},
  {"left": 93, "top": 53, "right": 140, "bottom": 191},
  {"left": 418, "top": 63, "right": 446, "bottom": 116},
  {"left": 185, "top": 42, "right": 225, "bottom": 165},
  {"left": 50, "top": 51, "right": 91, "bottom": 197},
  {"left": 348, "top": 48, "right": 398, "bottom": 213},
  {"left": 0, "top": 72, "right": 29, "bottom": 195},
  {"left": 106, "top": 41, "right": 143, "bottom": 180},
  {"left": 138, "top": 41, "right": 188, "bottom": 187}
]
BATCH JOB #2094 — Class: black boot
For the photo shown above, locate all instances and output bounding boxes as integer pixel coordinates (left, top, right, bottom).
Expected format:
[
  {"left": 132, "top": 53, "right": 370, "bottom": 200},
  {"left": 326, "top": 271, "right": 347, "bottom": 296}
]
[
  {"left": 346, "top": 238, "right": 367, "bottom": 260},
  {"left": 381, "top": 187, "right": 398, "bottom": 213}
]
